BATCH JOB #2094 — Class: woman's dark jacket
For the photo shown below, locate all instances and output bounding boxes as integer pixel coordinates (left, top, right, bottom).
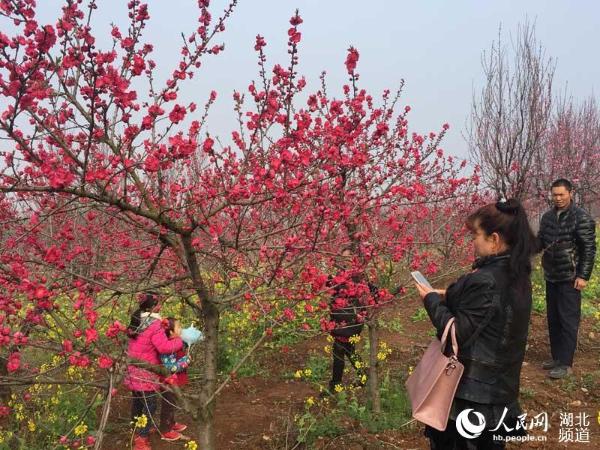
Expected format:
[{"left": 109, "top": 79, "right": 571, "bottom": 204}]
[
  {"left": 423, "top": 255, "right": 531, "bottom": 405},
  {"left": 328, "top": 275, "right": 377, "bottom": 338},
  {"left": 538, "top": 203, "right": 596, "bottom": 282}
]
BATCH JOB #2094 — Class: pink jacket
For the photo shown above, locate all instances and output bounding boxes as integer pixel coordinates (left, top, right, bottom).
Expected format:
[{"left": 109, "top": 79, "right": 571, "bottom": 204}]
[{"left": 124, "top": 318, "right": 183, "bottom": 392}]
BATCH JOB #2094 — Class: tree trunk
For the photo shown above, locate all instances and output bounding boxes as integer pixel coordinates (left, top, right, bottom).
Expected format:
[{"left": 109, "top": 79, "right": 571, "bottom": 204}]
[
  {"left": 180, "top": 234, "right": 220, "bottom": 450},
  {"left": 367, "top": 318, "right": 381, "bottom": 414},
  {"left": 198, "top": 300, "right": 220, "bottom": 450},
  {"left": 0, "top": 359, "right": 10, "bottom": 403}
]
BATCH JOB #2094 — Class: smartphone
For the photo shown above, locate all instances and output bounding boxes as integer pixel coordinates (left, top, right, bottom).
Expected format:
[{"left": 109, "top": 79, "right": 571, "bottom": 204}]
[{"left": 411, "top": 271, "right": 432, "bottom": 289}]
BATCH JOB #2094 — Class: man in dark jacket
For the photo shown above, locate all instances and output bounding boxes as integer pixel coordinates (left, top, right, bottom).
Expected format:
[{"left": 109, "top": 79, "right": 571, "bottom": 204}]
[
  {"left": 324, "top": 248, "right": 375, "bottom": 394},
  {"left": 538, "top": 179, "right": 596, "bottom": 379}
]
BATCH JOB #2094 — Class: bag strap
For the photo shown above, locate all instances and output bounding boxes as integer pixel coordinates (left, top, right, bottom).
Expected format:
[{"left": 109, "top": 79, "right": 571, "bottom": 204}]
[
  {"left": 450, "top": 321, "right": 458, "bottom": 357},
  {"left": 440, "top": 317, "right": 459, "bottom": 356}
]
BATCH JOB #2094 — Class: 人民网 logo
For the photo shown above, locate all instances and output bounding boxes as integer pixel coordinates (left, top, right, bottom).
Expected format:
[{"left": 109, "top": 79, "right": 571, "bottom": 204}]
[{"left": 456, "top": 408, "right": 486, "bottom": 439}]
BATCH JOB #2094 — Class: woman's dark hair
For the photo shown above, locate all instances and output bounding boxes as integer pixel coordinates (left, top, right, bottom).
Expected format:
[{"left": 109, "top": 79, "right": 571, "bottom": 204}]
[
  {"left": 162, "top": 317, "right": 177, "bottom": 337},
  {"left": 127, "top": 293, "right": 159, "bottom": 338},
  {"left": 466, "top": 199, "right": 539, "bottom": 283}
]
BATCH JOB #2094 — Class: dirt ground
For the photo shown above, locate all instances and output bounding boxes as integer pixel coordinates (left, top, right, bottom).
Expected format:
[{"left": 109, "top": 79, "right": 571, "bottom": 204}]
[{"left": 103, "top": 297, "right": 599, "bottom": 449}]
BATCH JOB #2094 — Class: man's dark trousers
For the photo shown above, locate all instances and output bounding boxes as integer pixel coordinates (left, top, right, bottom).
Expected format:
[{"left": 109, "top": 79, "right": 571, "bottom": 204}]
[
  {"left": 546, "top": 280, "right": 581, "bottom": 367},
  {"left": 329, "top": 338, "right": 365, "bottom": 390}
]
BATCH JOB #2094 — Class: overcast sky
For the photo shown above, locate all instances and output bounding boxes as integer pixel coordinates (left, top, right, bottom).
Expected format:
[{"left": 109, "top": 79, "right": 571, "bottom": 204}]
[{"left": 32, "top": 0, "right": 600, "bottom": 159}]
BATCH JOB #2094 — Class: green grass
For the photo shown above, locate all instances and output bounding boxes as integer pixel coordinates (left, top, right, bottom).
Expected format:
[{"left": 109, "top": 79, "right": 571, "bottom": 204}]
[
  {"left": 351, "top": 374, "right": 412, "bottom": 433},
  {"left": 293, "top": 371, "right": 412, "bottom": 447},
  {"left": 410, "top": 307, "right": 428, "bottom": 322},
  {"left": 380, "top": 316, "right": 404, "bottom": 333}
]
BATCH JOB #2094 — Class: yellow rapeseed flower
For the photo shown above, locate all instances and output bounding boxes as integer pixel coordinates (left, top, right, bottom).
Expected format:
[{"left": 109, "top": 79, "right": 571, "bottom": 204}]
[
  {"left": 27, "top": 420, "right": 36, "bottom": 432},
  {"left": 74, "top": 423, "right": 87, "bottom": 436},
  {"left": 294, "top": 370, "right": 303, "bottom": 379},
  {"left": 0, "top": 431, "right": 14, "bottom": 444},
  {"left": 349, "top": 335, "right": 361, "bottom": 344},
  {"left": 323, "top": 345, "right": 331, "bottom": 354},
  {"left": 66, "top": 366, "right": 78, "bottom": 379},
  {"left": 334, "top": 384, "right": 344, "bottom": 393},
  {"left": 408, "top": 366, "right": 414, "bottom": 375},
  {"left": 305, "top": 396, "right": 315, "bottom": 407},
  {"left": 303, "top": 368, "right": 312, "bottom": 377},
  {"left": 185, "top": 440, "right": 199, "bottom": 450},
  {"left": 134, "top": 414, "right": 148, "bottom": 429},
  {"left": 379, "top": 341, "right": 391, "bottom": 352},
  {"left": 377, "top": 341, "right": 392, "bottom": 360}
]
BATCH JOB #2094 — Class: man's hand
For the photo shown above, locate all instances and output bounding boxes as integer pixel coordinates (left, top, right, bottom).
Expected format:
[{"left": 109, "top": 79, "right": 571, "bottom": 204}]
[
  {"left": 574, "top": 277, "right": 587, "bottom": 291},
  {"left": 415, "top": 282, "right": 446, "bottom": 300}
]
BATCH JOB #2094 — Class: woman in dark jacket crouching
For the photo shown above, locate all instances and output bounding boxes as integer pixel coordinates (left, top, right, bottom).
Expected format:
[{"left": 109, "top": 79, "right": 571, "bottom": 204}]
[{"left": 415, "top": 199, "right": 538, "bottom": 449}]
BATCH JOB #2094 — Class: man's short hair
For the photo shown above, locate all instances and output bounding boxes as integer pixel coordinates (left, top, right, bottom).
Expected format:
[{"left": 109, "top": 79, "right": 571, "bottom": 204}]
[{"left": 551, "top": 178, "right": 573, "bottom": 192}]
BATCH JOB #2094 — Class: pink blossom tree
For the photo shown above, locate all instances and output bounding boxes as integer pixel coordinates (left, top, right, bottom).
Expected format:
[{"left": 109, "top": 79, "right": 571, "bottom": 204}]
[
  {"left": 468, "top": 21, "right": 554, "bottom": 201},
  {"left": 533, "top": 94, "right": 600, "bottom": 212},
  {"left": 0, "top": 2, "right": 475, "bottom": 448}
]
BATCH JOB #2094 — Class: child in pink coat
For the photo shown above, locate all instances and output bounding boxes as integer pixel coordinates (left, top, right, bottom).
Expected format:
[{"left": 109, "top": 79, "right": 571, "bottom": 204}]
[
  {"left": 124, "top": 293, "right": 183, "bottom": 450},
  {"left": 158, "top": 317, "right": 190, "bottom": 440}
]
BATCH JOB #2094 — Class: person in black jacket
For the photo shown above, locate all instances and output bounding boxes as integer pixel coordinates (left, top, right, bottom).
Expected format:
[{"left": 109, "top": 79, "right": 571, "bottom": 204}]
[
  {"left": 416, "top": 199, "right": 538, "bottom": 450},
  {"left": 537, "top": 178, "right": 596, "bottom": 379},
  {"left": 324, "top": 247, "right": 375, "bottom": 394}
]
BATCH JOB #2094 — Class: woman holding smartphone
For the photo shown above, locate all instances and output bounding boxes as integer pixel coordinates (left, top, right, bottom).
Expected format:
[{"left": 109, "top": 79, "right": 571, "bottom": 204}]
[{"left": 415, "top": 199, "right": 538, "bottom": 449}]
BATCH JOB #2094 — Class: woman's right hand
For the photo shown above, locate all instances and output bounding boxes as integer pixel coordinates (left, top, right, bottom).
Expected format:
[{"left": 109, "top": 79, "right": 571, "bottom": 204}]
[{"left": 415, "top": 283, "right": 446, "bottom": 300}]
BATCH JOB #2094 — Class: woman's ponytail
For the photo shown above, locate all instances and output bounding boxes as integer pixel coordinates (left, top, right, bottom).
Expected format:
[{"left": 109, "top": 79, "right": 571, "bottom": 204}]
[{"left": 501, "top": 199, "right": 538, "bottom": 282}]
